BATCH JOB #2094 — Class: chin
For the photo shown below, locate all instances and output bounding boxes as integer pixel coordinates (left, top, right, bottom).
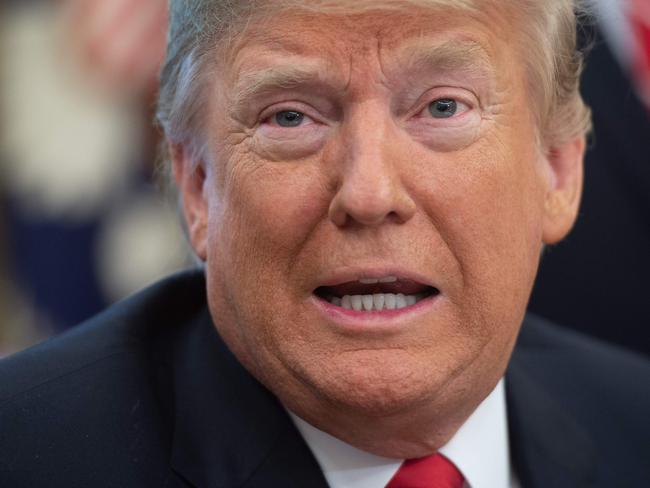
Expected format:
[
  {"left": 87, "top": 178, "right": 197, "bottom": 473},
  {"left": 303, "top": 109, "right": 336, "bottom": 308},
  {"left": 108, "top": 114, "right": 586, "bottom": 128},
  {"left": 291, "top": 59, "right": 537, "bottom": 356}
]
[{"left": 297, "top": 349, "right": 458, "bottom": 417}]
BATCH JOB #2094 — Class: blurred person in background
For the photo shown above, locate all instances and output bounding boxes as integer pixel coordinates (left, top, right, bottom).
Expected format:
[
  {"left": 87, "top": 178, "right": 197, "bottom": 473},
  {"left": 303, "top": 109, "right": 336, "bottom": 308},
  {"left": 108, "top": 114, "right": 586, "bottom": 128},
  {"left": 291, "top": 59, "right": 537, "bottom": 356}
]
[
  {"left": 0, "top": 0, "right": 187, "bottom": 355},
  {"left": 1, "top": 0, "right": 649, "bottom": 486}
]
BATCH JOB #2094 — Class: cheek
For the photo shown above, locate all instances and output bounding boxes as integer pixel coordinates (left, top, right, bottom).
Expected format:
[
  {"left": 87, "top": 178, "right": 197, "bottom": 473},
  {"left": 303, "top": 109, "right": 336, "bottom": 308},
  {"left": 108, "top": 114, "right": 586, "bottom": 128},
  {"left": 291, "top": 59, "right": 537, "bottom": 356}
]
[
  {"left": 204, "top": 155, "right": 333, "bottom": 371},
  {"left": 412, "top": 135, "right": 546, "bottom": 321},
  {"left": 208, "top": 154, "right": 329, "bottom": 291}
]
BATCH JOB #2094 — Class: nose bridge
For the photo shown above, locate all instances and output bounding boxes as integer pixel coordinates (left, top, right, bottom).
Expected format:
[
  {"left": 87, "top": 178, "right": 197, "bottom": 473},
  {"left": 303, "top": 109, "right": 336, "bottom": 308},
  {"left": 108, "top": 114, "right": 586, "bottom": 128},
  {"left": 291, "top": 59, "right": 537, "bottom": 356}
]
[
  {"left": 328, "top": 101, "right": 416, "bottom": 227},
  {"left": 348, "top": 102, "right": 391, "bottom": 183}
]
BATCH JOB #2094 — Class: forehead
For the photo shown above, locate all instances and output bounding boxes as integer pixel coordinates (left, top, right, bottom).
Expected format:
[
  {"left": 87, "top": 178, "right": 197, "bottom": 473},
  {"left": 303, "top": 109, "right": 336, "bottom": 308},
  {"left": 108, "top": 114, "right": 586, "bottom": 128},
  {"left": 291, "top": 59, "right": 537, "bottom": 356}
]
[{"left": 222, "top": 2, "right": 518, "bottom": 88}]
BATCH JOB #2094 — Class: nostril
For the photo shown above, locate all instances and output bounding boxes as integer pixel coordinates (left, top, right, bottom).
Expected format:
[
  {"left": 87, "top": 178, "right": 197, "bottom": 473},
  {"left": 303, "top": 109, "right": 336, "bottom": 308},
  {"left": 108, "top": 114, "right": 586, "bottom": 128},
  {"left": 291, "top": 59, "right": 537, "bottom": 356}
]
[
  {"left": 329, "top": 197, "right": 416, "bottom": 229},
  {"left": 328, "top": 178, "right": 412, "bottom": 228}
]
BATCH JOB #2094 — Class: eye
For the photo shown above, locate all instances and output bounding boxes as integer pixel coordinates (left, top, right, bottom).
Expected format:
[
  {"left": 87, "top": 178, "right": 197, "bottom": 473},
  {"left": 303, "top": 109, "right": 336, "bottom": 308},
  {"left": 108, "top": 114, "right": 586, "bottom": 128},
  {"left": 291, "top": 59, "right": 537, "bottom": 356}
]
[
  {"left": 428, "top": 99, "right": 458, "bottom": 119},
  {"left": 274, "top": 110, "right": 306, "bottom": 127}
]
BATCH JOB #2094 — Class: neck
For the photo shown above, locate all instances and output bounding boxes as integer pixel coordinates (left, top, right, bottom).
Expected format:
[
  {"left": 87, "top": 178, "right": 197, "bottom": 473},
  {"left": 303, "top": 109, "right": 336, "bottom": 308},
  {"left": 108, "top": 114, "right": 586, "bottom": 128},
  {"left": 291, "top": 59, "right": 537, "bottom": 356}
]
[{"left": 282, "top": 386, "right": 485, "bottom": 459}]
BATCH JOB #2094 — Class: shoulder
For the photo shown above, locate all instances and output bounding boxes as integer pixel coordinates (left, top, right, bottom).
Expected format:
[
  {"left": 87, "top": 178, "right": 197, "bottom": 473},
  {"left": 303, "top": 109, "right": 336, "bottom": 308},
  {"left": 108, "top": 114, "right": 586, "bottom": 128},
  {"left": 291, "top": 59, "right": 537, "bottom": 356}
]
[
  {"left": 509, "top": 314, "right": 650, "bottom": 483},
  {"left": 513, "top": 313, "right": 650, "bottom": 405},
  {"left": 0, "top": 268, "right": 206, "bottom": 400},
  {"left": 0, "top": 269, "right": 206, "bottom": 486}
]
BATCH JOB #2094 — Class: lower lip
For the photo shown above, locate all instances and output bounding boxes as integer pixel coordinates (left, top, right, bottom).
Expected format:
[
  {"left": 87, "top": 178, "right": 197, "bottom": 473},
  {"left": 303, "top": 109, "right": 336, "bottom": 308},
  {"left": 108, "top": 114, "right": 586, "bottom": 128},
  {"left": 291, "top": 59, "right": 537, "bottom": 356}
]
[{"left": 310, "top": 293, "right": 439, "bottom": 332}]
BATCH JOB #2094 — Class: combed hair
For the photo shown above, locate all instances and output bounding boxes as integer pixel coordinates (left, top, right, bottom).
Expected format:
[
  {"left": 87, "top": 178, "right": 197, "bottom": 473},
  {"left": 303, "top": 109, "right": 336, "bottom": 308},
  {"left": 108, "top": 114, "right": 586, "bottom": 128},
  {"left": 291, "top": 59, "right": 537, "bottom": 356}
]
[{"left": 156, "top": 0, "right": 592, "bottom": 170}]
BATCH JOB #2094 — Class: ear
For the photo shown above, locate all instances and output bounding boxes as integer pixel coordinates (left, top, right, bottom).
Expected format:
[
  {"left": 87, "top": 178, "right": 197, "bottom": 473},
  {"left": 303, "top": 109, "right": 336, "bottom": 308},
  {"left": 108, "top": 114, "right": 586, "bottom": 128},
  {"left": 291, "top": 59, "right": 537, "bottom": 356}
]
[
  {"left": 541, "top": 136, "right": 586, "bottom": 244},
  {"left": 170, "top": 142, "right": 208, "bottom": 260}
]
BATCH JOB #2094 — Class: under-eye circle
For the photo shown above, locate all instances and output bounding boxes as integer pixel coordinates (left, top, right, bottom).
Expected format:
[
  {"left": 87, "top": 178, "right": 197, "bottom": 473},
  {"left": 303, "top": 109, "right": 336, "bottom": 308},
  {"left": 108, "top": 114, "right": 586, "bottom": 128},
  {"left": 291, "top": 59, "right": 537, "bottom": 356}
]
[
  {"left": 275, "top": 111, "right": 305, "bottom": 127},
  {"left": 428, "top": 99, "right": 458, "bottom": 118}
]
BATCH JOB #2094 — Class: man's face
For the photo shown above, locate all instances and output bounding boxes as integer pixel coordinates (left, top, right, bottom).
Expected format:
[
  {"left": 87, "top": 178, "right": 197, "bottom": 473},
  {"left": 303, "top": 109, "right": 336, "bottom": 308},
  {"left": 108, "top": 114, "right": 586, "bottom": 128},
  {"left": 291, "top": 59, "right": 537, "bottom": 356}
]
[{"left": 175, "top": 2, "right": 583, "bottom": 456}]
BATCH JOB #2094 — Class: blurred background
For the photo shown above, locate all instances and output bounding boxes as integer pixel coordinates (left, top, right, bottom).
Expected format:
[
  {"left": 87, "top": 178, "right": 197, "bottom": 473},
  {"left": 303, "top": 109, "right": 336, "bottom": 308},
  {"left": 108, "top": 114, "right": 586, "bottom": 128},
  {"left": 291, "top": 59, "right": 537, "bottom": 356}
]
[
  {"left": 0, "top": 0, "right": 648, "bottom": 357},
  {"left": 0, "top": 0, "right": 188, "bottom": 355}
]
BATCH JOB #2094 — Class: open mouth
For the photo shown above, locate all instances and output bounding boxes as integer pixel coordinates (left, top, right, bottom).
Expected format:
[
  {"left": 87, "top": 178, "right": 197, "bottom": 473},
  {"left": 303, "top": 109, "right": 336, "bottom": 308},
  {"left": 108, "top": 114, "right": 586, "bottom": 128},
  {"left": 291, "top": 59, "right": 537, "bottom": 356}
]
[{"left": 314, "top": 276, "right": 439, "bottom": 312}]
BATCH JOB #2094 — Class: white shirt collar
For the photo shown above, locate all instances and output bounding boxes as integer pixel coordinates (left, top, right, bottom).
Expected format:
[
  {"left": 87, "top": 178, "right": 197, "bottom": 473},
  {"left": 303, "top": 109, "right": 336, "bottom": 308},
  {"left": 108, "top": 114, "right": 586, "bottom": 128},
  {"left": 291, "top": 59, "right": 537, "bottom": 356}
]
[{"left": 289, "top": 378, "right": 512, "bottom": 488}]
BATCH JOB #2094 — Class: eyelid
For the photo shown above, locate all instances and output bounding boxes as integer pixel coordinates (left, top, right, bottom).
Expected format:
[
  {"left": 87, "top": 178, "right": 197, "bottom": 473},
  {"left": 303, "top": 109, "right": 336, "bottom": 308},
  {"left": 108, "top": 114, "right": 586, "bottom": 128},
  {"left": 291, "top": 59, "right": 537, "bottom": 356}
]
[
  {"left": 259, "top": 102, "right": 323, "bottom": 127},
  {"left": 412, "top": 87, "right": 479, "bottom": 118},
  {"left": 263, "top": 111, "right": 316, "bottom": 128}
]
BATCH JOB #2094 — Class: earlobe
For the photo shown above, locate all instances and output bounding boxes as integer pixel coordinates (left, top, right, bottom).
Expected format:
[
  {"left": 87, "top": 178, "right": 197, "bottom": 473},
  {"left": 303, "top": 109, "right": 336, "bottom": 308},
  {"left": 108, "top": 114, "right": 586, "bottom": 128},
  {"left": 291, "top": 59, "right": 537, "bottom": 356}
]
[
  {"left": 170, "top": 142, "right": 209, "bottom": 260},
  {"left": 541, "top": 136, "right": 586, "bottom": 245}
]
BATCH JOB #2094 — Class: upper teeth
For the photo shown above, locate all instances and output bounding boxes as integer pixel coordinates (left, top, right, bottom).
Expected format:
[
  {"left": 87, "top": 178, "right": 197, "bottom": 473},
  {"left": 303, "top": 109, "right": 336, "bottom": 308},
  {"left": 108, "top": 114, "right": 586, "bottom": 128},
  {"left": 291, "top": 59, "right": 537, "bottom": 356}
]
[
  {"left": 358, "top": 276, "right": 398, "bottom": 284},
  {"left": 330, "top": 293, "right": 424, "bottom": 311}
]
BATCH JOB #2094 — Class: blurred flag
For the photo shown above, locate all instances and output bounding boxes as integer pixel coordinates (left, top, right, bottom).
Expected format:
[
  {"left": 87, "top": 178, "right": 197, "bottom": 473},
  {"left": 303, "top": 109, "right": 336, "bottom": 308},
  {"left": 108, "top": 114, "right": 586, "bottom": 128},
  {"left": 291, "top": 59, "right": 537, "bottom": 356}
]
[
  {"left": 595, "top": 0, "right": 650, "bottom": 110},
  {"left": 628, "top": 0, "right": 650, "bottom": 108},
  {"left": 590, "top": 0, "right": 650, "bottom": 109}
]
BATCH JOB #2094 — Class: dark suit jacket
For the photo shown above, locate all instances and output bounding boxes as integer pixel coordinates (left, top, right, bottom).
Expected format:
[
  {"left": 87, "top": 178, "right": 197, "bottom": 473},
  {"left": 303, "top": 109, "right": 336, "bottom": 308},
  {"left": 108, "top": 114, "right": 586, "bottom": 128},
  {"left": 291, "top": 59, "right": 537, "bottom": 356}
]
[{"left": 1, "top": 270, "right": 649, "bottom": 487}]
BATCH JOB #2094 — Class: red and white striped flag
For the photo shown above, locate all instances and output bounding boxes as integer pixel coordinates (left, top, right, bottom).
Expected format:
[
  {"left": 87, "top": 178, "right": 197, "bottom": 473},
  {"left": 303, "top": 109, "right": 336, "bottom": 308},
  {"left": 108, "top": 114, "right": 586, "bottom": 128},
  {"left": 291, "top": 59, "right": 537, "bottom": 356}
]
[{"left": 628, "top": 0, "right": 650, "bottom": 108}]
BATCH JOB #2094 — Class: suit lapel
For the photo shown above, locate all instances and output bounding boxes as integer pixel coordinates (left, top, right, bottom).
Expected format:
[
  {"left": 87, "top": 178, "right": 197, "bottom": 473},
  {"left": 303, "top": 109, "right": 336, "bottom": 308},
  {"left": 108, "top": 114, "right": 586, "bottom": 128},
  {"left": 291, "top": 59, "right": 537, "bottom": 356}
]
[
  {"left": 240, "top": 420, "right": 334, "bottom": 488},
  {"left": 169, "top": 309, "right": 328, "bottom": 488},
  {"left": 506, "top": 322, "right": 598, "bottom": 488}
]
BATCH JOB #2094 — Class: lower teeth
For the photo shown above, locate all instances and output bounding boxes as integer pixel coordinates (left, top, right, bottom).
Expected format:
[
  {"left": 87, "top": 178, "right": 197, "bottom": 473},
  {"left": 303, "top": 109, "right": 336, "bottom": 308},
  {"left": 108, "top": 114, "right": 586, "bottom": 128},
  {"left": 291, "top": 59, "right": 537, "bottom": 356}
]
[{"left": 329, "top": 293, "right": 425, "bottom": 311}]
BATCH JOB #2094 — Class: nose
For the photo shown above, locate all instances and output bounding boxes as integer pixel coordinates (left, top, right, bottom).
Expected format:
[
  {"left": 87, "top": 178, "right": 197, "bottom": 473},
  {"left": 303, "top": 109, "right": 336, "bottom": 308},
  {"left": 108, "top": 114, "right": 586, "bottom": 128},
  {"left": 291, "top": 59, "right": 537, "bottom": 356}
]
[{"left": 328, "top": 107, "right": 417, "bottom": 227}]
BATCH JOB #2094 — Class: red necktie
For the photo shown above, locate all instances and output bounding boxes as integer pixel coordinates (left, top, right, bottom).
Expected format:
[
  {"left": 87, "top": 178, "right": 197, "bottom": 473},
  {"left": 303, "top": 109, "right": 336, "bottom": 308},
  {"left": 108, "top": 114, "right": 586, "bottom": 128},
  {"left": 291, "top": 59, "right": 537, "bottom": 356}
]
[{"left": 386, "top": 453, "right": 465, "bottom": 488}]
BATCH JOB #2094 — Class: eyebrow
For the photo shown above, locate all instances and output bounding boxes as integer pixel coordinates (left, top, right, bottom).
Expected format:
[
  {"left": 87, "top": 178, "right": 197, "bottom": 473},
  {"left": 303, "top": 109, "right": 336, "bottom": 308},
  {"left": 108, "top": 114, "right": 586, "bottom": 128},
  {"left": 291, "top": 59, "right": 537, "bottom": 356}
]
[{"left": 229, "top": 62, "right": 329, "bottom": 114}]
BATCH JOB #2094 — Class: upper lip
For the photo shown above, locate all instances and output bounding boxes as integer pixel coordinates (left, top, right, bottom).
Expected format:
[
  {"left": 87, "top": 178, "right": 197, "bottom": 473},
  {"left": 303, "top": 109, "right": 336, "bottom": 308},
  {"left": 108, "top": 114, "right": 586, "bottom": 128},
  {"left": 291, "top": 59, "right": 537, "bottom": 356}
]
[{"left": 314, "top": 266, "right": 436, "bottom": 289}]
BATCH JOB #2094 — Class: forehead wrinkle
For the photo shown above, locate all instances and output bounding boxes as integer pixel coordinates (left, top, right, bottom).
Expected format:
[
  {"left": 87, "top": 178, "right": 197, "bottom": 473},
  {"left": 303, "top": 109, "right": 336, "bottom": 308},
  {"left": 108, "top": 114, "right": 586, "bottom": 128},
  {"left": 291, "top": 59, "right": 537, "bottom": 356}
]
[{"left": 396, "top": 39, "right": 495, "bottom": 79}]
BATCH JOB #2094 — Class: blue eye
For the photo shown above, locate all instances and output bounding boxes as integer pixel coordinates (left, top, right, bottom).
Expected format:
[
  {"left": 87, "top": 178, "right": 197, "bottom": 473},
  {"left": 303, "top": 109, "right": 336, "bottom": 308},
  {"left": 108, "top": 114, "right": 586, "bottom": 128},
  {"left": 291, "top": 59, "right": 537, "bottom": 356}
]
[
  {"left": 275, "top": 111, "right": 305, "bottom": 127},
  {"left": 428, "top": 99, "right": 458, "bottom": 118}
]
